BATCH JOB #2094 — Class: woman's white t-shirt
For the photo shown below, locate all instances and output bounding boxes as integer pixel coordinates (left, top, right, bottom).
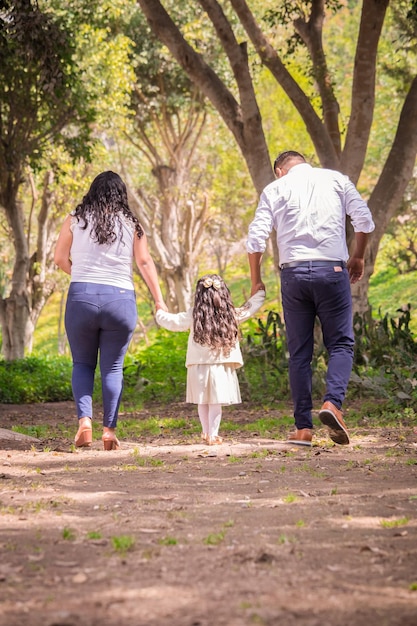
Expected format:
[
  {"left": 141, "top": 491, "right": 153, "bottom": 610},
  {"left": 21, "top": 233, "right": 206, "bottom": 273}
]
[{"left": 69, "top": 214, "right": 135, "bottom": 290}]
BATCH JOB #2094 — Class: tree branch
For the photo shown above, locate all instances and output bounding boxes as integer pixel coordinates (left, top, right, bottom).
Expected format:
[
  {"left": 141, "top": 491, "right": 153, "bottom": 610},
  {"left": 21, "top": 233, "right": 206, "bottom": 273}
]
[
  {"left": 137, "top": 0, "right": 242, "bottom": 141},
  {"left": 341, "top": 0, "right": 389, "bottom": 181},
  {"left": 294, "top": 0, "right": 341, "bottom": 156},
  {"left": 229, "top": 0, "right": 339, "bottom": 167},
  {"left": 137, "top": 0, "right": 273, "bottom": 193},
  {"left": 368, "top": 74, "right": 417, "bottom": 252}
]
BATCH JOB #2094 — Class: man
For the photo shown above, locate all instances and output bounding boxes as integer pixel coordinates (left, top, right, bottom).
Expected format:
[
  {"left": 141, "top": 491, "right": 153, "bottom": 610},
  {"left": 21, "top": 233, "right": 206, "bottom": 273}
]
[{"left": 247, "top": 150, "right": 375, "bottom": 447}]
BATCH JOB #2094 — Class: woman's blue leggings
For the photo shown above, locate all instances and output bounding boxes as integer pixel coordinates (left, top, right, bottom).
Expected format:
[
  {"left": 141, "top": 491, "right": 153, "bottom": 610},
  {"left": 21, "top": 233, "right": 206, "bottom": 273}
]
[{"left": 65, "top": 282, "right": 137, "bottom": 428}]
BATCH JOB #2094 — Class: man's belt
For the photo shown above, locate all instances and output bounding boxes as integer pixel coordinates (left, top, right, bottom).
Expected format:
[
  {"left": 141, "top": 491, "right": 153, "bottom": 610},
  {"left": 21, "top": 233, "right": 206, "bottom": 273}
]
[{"left": 280, "top": 260, "right": 346, "bottom": 269}]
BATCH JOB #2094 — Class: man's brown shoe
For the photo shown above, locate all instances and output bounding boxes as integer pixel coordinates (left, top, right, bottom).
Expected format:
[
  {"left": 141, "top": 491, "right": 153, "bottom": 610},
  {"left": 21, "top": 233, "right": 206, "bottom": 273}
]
[
  {"left": 287, "top": 428, "right": 312, "bottom": 447},
  {"left": 319, "top": 401, "right": 350, "bottom": 445}
]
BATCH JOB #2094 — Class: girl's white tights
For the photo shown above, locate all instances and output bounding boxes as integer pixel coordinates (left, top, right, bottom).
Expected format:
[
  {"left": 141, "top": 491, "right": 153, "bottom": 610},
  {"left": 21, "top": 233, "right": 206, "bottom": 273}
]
[{"left": 198, "top": 403, "right": 222, "bottom": 438}]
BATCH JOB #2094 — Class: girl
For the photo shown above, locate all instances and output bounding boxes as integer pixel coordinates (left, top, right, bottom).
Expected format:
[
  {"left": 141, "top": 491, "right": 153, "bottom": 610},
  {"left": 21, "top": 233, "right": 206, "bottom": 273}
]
[{"left": 156, "top": 274, "right": 265, "bottom": 445}]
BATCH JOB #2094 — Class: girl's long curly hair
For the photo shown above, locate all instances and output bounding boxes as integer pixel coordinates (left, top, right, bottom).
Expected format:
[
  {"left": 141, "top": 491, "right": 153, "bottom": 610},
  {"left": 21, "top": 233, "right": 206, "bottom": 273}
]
[
  {"left": 74, "top": 171, "right": 144, "bottom": 244},
  {"left": 193, "top": 274, "right": 239, "bottom": 357}
]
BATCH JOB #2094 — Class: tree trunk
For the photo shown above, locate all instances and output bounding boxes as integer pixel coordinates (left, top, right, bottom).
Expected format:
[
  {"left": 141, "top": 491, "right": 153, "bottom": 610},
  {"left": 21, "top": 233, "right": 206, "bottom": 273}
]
[
  {"left": 0, "top": 292, "right": 31, "bottom": 361},
  {"left": 0, "top": 174, "right": 31, "bottom": 360},
  {"left": 341, "top": 0, "right": 390, "bottom": 182},
  {"left": 128, "top": 179, "right": 209, "bottom": 312},
  {"left": 124, "top": 89, "right": 218, "bottom": 312},
  {"left": 0, "top": 170, "right": 56, "bottom": 360}
]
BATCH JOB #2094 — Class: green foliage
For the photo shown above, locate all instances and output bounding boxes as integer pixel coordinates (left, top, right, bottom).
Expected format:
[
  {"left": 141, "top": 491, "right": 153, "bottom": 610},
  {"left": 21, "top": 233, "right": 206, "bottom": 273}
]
[
  {"left": 380, "top": 517, "right": 409, "bottom": 529},
  {"left": 239, "top": 311, "right": 290, "bottom": 402},
  {"left": 354, "top": 305, "right": 417, "bottom": 366},
  {"left": 203, "top": 530, "right": 226, "bottom": 545},
  {"left": 127, "top": 7, "right": 201, "bottom": 124},
  {"left": 263, "top": 1, "right": 343, "bottom": 59},
  {"left": 62, "top": 527, "right": 76, "bottom": 541},
  {"left": 0, "top": 0, "right": 96, "bottom": 169},
  {"left": 0, "top": 356, "right": 72, "bottom": 403},
  {"left": 129, "top": 330, "right": 188, "bottom": 405},
  {"left": 368, "top": 266, "right": 417, "bottom": 335},
  {"left": 370, "top": 175, "right": 417, "bottom": 276},
  {"left": 87, "top": 531, "right": 102, "bottom": 540},
  {"left": 241, "top": 302, "right": 417, "bottom": 410},
  {"left": 12, "top": 424, "right": 51, "bottom": 439},
  {"left": 158, "top": 536, "right": 178, "bottom": 546},
  {"left": 111, "top": 535, "right": 135, "bottom": 554},
  {"left": 238, "top": 311, "right": 328, "bottom": 403},
  {"left": 350, "top": 306, "right": 417, "bottom": 407}
]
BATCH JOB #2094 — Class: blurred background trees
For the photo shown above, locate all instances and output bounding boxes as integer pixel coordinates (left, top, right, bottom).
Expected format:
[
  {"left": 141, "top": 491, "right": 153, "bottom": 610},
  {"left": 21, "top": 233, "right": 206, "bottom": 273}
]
[
  {"left": 0, "top": 0, "right": 416, "bottom": 360},
  {"left": 138, "top": 0, "right": 417, "bottom": 313}
]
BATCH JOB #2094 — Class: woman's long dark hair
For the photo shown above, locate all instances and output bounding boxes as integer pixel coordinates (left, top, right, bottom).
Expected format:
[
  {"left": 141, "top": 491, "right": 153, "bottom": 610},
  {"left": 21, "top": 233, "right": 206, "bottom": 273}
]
[
  {"left": 74, "top": 171, "right": 144, "bottom": 244},
  {"left": 193, "top": 274, "right": 239, "bottom": 356}
]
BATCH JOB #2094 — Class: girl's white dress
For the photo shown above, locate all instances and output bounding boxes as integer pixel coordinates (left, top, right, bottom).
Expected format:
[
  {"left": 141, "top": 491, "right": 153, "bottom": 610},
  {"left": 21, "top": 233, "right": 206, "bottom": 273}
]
[
  {"left": 187, "top": 362, "right": 241, "bottom": 405},
  {"left": 155, "top": 290, "right": 265, "bottom": 405}
]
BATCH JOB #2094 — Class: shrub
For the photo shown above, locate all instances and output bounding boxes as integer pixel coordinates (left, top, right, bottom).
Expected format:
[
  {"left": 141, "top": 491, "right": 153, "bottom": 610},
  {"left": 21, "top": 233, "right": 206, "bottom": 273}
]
[
  {"left": 239, "top": 312, "right": 290, "bottom": 402},
  {"left": 0, "top": 356, "right": 73, "bottom": 403},
  {"left": 125, "top": 330, "right": 188, "bottom": 405},
  {"left": 350, "top": 305, "right": 417, "bottom": 408},
  {"left": 2, "top": 306, "right": 417, "bottom": 414},
  {"left": 241, "top": 305, "right": 417, "bottom": 410}
]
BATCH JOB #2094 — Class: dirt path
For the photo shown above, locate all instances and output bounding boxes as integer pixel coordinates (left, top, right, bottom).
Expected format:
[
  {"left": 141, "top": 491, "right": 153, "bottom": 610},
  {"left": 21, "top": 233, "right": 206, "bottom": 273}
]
[{"left": 0, "top": 402, "right": 417, "bottom": 626}]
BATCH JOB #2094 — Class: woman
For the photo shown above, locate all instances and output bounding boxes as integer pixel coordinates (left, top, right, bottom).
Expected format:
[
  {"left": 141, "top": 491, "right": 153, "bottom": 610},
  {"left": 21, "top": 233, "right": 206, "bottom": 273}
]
[{"left": 54, "top": 171, "right": 166, "bottom": 450}]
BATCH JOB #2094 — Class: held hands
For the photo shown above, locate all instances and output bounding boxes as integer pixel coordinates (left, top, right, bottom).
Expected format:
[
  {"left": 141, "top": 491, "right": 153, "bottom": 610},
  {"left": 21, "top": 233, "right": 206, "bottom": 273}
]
[
  {"left": 155, "top": 300, "right": 168, "bottom": 312},
  {"left": 347, "top": 257, "right": 364, "bottom": 284},
  {"left": 250, "top": 282, "right": 266, "bottom": 296}
]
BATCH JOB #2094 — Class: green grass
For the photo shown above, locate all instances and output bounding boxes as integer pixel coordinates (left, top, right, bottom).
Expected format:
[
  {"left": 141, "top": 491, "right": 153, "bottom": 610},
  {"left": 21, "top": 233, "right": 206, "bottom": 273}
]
[
  {"left": 62, "top": 527, "right": 76, "bottom": 541},
  {"left": 282, "top": 493, "right": 297, "bottom": 504},
  {"left": 111, "top": 535, "right": 135, "bottom": 555},
  {"left": 203, "top": 531, "right": 226, "bottom": 545},
  {"left": 5, "top": 402, "right": 417, "bottom": 444},
  {"left": 158, "top": 536, "right": 178, "bottom": 546},
  {"left": 118, "top": 416, "right": 200, "bottom": 439},
  {"left": 380, "top": 517, "right": 409, "bottom": 529},
  {"left": 86, "top": 531, "right": 102, "bottom": 540},
  {"left": 368, "top": 266, "right": 417, "bottom": 334},
  {"left": 126, "top": 331, "right": 188, "bottom": 405},
  {"left": 130, "top": 448, "right": 165, "bottom": 467}
]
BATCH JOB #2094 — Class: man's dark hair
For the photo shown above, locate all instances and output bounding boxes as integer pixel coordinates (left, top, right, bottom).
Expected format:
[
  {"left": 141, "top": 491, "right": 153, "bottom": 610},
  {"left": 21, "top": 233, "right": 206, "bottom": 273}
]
[{"left": 273, "top": 150, "right": 305, "bottom": 171}]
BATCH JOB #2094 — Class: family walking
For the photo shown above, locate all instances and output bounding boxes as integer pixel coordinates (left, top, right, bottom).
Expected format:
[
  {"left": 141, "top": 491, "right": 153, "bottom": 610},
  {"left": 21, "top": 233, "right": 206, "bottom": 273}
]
[{"left": 55, "top": 151, "right": 374, "bottom": 450}]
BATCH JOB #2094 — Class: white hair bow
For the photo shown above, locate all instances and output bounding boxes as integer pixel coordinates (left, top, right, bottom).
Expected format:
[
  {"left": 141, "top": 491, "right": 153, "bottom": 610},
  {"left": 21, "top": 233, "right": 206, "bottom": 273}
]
[{"left": 203, "top": 277, "right": 221, "bottom": 290}]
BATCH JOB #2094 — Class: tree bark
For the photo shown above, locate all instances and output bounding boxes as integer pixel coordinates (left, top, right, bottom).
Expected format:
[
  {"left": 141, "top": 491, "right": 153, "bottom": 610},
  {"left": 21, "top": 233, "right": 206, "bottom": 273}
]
[
  {"left": 341, "top": 0, "right": 390, "bottom": 182},
  {"left": 127, "top": 181, "right": 209, "bottom": 312},
  {"left": 293, "top": 0, "right": 342, "bottom": 157},
  {"left": 0, "top": 170, "right": 57, "bottom": 359},
  {"left": 0, "top": 1, "right": 95, "bottom": 359},
  {"left": 0, "top": 168, "right": 31, "bottom": 360},
  {"left": 353, "top": 74, "right": 417, "bottom": 313}
]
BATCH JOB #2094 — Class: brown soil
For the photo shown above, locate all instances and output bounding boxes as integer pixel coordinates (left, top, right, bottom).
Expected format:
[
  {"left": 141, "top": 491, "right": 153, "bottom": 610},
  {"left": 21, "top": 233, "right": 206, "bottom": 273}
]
[{"left": 0, "top": 401, "right": 417, "bottom": 626}]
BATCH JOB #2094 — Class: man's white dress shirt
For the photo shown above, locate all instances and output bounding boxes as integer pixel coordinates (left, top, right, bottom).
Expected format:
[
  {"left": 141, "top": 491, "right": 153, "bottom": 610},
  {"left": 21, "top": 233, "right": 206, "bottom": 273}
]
[{"left": 247, "top": 163, "right": 375, "bottom": 265}]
